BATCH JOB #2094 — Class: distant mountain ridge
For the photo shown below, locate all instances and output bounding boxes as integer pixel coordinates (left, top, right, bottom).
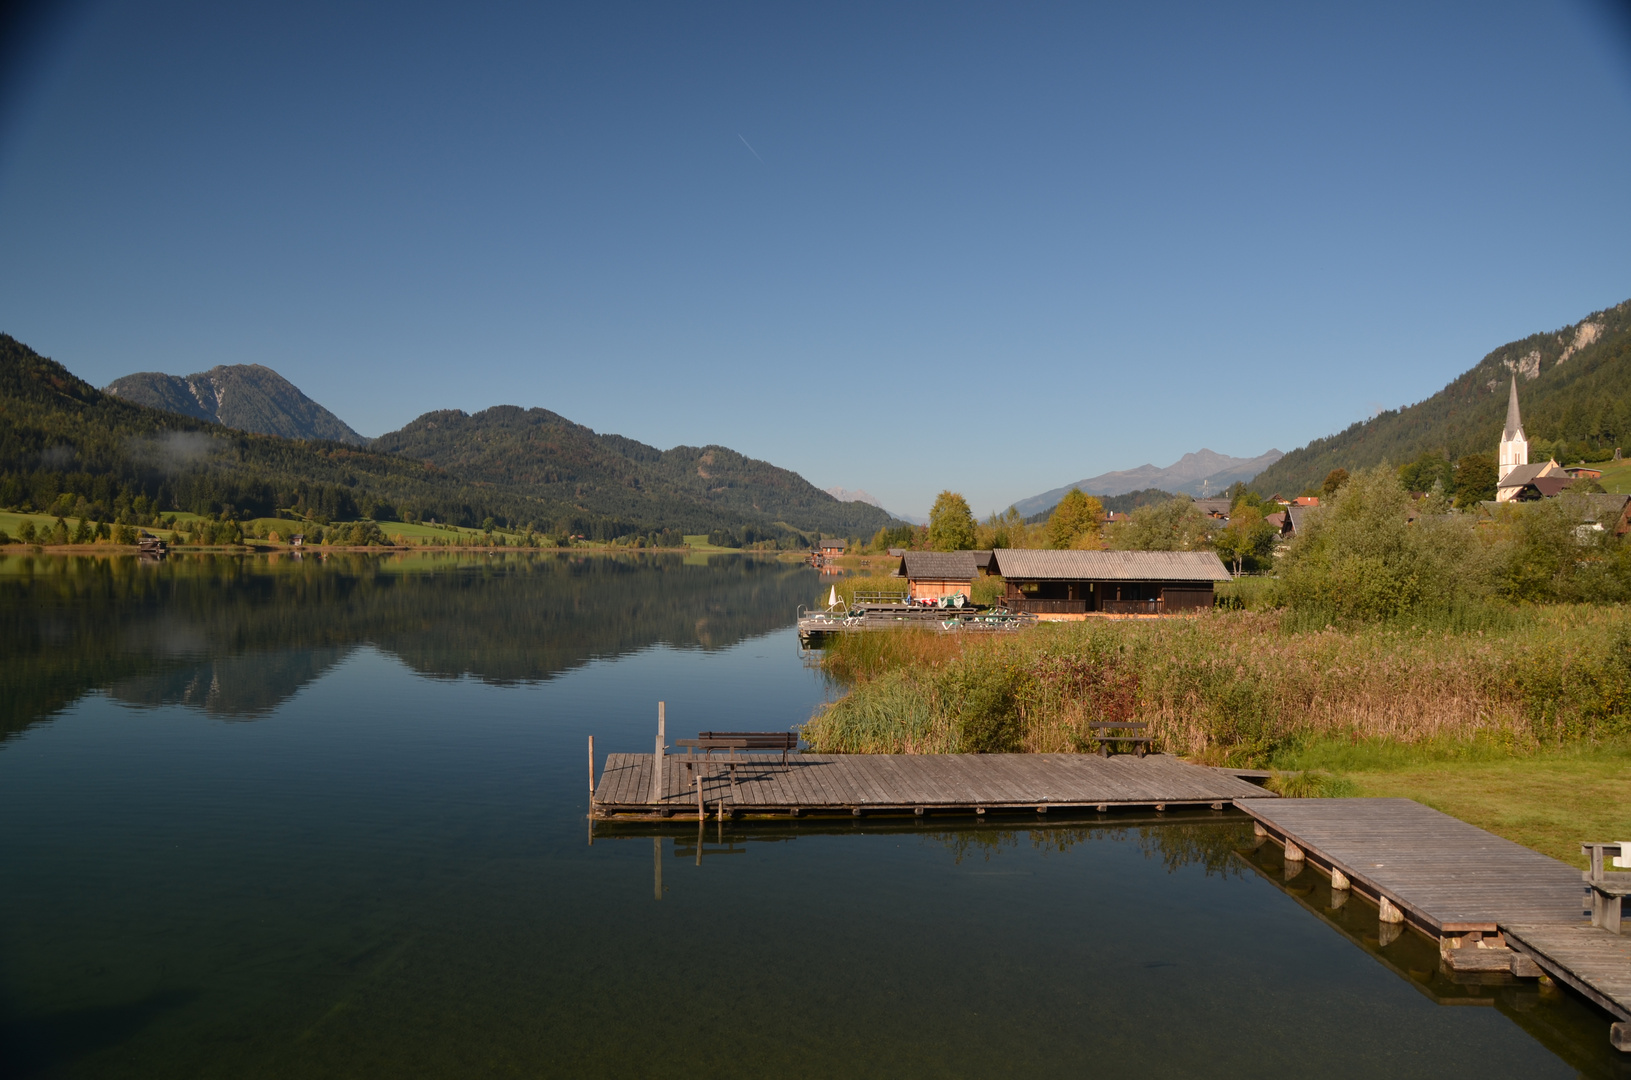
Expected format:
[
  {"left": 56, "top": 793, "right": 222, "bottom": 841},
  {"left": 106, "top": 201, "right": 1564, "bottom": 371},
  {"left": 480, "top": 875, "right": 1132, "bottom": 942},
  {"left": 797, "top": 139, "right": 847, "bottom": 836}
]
[
  {"left": 1012, "top": 448, "right": 1283, "bottom": 517},
  {"left": 3, "top": 334, "right": 898, "bottom": 539},
  {"left": 373, "top": 406, "right": 899, "bottom": 537},
  {"left": 106, "top": 364, "right": 365, "bottom": 445},
  {"left": 1250, "top": 297, "right": 1631, "bottom": 496},
  {"left": 824, "top": 486, "right": 926, "bottom": 525}
]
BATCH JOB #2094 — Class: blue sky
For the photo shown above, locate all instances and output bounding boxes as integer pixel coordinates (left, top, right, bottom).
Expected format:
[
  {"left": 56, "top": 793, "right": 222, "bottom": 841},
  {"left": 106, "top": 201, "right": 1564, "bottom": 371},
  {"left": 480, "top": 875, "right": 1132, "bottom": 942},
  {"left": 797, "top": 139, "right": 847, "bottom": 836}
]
[{"left": 3, "top": 1, "right": 1629, "bottom": 519}]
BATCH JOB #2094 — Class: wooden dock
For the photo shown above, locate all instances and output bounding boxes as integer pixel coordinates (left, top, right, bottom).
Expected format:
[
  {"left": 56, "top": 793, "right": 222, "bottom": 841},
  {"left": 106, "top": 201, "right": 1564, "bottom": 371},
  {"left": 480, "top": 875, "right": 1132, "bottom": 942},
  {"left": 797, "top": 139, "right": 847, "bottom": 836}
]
[
  {"left": 592, "top": 751, "right": 1274, "bottom": 819},
  {"left": 1236, "top": 798, "right": 1629, "bottom": 1051}
]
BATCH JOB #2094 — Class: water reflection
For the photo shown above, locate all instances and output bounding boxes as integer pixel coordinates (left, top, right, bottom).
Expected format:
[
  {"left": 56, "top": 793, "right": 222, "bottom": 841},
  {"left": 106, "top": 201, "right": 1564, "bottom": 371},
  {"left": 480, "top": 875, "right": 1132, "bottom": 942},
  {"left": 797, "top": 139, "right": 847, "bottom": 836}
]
[
  {"left": 1236, "top": 833, "right": 1631, "bottom": 1079},
  {"left": 0, "top": 551, "right": 817, "bottom": 738}
]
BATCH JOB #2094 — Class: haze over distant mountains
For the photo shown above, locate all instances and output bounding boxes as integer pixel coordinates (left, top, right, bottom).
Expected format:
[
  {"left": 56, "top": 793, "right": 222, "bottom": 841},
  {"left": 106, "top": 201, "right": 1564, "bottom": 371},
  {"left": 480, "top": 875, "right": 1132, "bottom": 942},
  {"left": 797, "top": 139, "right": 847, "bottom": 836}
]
[
  {"left": 1012, "top": 448, "right": 1283, "bottom": 517},
  {"left": 106, "top": 365, "right": 366, "bottom": 445},
  {"left": 824, "top": 487, "right": 926, "bottom": 525}
]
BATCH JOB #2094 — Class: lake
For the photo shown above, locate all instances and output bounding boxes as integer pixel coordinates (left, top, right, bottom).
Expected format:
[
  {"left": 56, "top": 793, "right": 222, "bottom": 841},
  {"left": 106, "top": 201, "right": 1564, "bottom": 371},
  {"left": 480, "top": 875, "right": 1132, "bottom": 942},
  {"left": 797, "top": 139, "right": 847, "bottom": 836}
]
[{"left": 0, "top": 552, "right": 1624, "bottom": 1078}]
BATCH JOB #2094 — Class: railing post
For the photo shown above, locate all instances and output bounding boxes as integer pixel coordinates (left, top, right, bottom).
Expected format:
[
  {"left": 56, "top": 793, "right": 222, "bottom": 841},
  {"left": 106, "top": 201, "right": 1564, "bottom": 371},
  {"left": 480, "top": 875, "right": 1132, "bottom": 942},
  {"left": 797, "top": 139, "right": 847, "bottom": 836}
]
[{"left": 648, "top": 701, "right": 666, "bottom": 805}]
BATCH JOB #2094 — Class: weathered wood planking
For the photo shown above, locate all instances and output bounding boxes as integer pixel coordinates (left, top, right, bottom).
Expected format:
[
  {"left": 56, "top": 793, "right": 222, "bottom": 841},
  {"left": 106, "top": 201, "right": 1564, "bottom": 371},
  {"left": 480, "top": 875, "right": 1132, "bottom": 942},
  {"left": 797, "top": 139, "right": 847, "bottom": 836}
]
[
  {"left": 1234, "top": 798, "right": 1585, "bottom": 933},
  {"left": 1237, "top": 797, "right": 1631, "bottom": 1051},
  {"left": 1504, "top": 924, "right": 1631, "bottom": 1022},
  {"left": 592, "top": 752, "right": 1272, "bottom": 817}
]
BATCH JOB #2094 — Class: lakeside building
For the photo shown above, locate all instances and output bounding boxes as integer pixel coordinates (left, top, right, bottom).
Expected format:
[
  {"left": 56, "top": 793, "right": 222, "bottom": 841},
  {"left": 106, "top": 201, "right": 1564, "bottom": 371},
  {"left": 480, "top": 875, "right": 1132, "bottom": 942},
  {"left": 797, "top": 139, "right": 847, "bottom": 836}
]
[
  {"left": 897, "top": 550, "right": 993, "bottom": 600},
  {"left": 990, "top": 549, "right": 1230, "bottom": 619}
]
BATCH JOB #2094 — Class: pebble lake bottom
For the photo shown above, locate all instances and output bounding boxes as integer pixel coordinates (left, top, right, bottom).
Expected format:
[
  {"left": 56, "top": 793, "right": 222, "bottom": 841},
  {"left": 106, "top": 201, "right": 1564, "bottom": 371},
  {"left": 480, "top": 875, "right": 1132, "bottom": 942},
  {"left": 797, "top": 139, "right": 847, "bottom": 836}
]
[{"left": 0, "top": 552, "right": 1623, "bottom": 1078}]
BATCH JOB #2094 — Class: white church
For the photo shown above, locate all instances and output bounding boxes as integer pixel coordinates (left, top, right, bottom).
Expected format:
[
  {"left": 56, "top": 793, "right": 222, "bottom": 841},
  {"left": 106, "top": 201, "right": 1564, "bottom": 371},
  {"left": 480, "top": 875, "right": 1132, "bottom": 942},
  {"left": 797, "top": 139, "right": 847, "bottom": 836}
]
[{"left": 1494, "top": 377, "right": 1566, "bottom": 502}]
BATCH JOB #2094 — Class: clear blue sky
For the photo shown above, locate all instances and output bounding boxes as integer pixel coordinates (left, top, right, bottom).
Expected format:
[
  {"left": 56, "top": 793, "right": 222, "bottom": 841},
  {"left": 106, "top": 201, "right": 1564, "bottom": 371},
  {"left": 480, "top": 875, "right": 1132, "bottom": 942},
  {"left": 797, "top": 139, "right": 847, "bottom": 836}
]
[{"left": 3, "top": 1, "right": 1629, "bottom": 519}]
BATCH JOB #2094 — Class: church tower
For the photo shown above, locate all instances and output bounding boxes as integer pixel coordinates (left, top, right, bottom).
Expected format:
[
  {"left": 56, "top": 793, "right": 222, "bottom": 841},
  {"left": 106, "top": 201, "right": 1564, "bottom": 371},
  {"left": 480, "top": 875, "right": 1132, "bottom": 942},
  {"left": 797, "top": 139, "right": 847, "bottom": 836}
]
[{"left": 1498, "top": 377, "right": 1528, "bottom": 485}]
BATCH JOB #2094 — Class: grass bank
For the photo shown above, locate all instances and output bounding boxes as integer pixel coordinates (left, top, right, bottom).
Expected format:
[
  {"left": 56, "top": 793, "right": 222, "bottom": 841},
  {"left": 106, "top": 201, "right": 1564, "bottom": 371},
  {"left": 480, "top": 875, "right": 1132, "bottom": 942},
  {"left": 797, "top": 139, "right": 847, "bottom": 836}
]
[
  {"left": 802, "top": 607, "right": 1631, "bottom": 762},
  {"left": 1274, "top": 737, "right": 1631, "bottom": 868}
]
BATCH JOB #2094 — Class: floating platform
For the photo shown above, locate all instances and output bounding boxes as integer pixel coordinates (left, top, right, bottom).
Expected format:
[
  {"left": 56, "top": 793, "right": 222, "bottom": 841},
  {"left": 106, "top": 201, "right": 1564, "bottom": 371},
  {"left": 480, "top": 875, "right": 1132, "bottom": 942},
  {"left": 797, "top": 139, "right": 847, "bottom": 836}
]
[
  {"left": 591, "top": 751, "right": 1274, "bottom": 819},
  {"left": 1236, "top": 797, "right": 1628, "bottom": 1050},
  {"left": 797, "top": 604, "right": 1035, "bottom": 641}
]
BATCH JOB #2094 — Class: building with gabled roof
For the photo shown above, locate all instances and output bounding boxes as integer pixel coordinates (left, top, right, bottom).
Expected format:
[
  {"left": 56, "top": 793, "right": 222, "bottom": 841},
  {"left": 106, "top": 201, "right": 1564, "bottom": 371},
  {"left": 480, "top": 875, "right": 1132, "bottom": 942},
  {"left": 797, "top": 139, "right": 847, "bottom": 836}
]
[
  {"left": 990, "top": 549, "right": 1230, "bottom": 619},
  {"left": 897, "top": 550, "right": 990, "bottom": 600}
]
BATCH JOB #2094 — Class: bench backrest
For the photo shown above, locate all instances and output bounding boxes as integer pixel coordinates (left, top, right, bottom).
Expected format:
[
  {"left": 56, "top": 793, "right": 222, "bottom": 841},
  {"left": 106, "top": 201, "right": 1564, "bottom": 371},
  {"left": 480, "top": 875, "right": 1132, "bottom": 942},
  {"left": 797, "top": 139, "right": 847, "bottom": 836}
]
[{"left": 695, "top": 731, "right": 798, "bottom": 749}]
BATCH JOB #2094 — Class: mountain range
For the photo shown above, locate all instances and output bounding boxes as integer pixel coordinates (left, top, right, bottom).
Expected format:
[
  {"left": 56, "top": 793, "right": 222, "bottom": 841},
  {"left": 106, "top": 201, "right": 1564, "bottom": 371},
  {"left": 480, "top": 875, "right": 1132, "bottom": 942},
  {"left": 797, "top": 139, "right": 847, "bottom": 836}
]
[
  {"left": 1, "top": 335, "right": 898, "bottom": 540},
  {"left": 1250, "top": 297, "right": 1631, "bottom": 496},
  {"left": 1012, "top": 448, "right": 1283, "bottom": 517},
  {"left": 370, "top": 406, "right": 895, "bottom": 537},
  {"left": 106, "top": 365, "right": 365, "bottom": 445}
]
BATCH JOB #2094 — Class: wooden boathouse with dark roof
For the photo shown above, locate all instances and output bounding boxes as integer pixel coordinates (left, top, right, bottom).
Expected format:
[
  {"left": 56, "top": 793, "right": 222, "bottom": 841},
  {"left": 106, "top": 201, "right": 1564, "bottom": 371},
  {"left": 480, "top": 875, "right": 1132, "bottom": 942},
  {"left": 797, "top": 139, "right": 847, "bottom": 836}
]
[
  {"left": 897, "top": 550, "right": 992, "bottom": 600},
  {"left": 991, "top": 549, "right": 1231, "bottom": 618}
]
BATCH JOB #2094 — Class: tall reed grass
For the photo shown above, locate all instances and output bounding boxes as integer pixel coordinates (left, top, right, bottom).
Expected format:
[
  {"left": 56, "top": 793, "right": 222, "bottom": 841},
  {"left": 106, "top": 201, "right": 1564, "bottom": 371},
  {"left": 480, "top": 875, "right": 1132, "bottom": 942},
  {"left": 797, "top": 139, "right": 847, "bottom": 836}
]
[{"left": 800, "top": 608, "right": 1631, "bottom": 765}]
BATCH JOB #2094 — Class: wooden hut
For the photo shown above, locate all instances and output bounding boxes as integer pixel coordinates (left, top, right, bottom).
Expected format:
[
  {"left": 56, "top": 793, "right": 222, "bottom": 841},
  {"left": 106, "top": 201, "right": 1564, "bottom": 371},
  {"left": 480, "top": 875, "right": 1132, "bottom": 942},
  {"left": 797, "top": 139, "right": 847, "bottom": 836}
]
[
  {"left": 898, "top": 551, "right": 988, "bottom": 601},
  {"left": 990, "top": 550, "right": 1230, "bottom": 618}
]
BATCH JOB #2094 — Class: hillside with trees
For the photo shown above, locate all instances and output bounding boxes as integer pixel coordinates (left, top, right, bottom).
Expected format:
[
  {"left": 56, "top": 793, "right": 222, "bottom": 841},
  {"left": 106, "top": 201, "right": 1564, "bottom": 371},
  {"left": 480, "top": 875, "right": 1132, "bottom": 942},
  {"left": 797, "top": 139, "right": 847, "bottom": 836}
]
[
  {"left": 107, "top": 364, "right": 366, "bottom": 444},
  {"left": 372, "top": 405, "right": 896, "bottom": 539},
  {"left": 1251, "top": 298, "right": 1631, "bottom": 496},
  {"left": 0, "top": 335, "right": 896, "bottom": 541}
]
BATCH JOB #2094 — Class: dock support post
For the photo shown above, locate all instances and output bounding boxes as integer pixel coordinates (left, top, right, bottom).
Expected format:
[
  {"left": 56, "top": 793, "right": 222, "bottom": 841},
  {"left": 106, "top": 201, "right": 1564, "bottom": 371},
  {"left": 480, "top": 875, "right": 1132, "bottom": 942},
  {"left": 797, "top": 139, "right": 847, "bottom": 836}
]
[
  {"left": 648, "top": 702, "right": 665, "bottom": 805},
  {"left": 1330, "top": 866, "right": 1350, "bottom": 891},
  {"left": 1284, "top": 840, "right": 1304, "bottom": 862},
  {"left": 588, "top": 735, "right": 595, "bottom": 799},
  {"left": 1379, "top": 895, "right": 1404, "bottom": 924},
  {"left": 1609, "top": 1021, "right": 1628, "bottom": 1052},
  {"left": 1253, "top": 821, "right": 1267, "bottom": 837},
  {"left": 653, "top": 836, "right": 662, "bottom": 901}
]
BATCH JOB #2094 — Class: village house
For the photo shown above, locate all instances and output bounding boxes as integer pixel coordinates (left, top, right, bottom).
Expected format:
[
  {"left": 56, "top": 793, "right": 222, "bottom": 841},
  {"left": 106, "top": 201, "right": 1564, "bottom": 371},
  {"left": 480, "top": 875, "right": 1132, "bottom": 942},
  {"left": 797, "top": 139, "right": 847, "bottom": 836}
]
[{"left": 990, "top": 549, "right": 1231, "bottom": 619}]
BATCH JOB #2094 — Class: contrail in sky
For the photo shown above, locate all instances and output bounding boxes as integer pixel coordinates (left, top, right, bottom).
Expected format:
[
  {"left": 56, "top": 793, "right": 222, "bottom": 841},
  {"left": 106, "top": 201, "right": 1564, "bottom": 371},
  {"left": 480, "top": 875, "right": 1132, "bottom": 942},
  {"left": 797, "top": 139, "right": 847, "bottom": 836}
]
[{"left": 737, "top": 133, "right": 765, "bottom": 164}]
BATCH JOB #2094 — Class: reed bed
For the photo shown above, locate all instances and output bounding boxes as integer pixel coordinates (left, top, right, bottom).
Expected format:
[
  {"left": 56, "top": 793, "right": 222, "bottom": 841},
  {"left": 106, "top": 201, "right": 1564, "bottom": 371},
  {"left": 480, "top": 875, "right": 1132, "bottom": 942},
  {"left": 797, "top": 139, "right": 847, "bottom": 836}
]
[{"left": 801, "top": 607, "right": 1631, "bottom": 765}]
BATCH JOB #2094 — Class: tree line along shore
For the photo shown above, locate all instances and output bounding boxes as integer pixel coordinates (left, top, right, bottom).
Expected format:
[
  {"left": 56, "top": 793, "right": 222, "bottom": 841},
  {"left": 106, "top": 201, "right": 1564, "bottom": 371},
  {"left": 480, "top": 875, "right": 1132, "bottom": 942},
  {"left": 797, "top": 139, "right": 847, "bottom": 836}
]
[{"left": 805, "top": 466, "right": 1631, "bottom": 865}]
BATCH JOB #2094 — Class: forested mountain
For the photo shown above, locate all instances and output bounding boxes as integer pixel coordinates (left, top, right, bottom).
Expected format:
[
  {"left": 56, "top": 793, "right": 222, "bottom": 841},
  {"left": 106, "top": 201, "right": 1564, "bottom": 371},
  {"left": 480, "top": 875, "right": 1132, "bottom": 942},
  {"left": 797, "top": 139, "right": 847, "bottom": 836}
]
[
  {"left": 107, "top": 364, "right": 365, "bottom": 444},
  {"left": 0, "top": 334, "right": 894, "bottom": 540},
  {"left": 372, "top": 406, "right": 897, "bottom": 537},
  {"left": 1252, "top": 298, "right": 1631, "bottom": 495}
]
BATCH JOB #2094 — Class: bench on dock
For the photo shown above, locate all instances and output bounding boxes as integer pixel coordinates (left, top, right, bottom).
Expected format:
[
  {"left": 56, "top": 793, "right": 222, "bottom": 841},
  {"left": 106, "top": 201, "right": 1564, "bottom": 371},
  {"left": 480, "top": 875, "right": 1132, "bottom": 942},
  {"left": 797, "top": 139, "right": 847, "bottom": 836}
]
[
  {"left": 674, "top": 732, "right": 799, "bottom": 788},
  {"left": 1088, "top": 721, "right": 1151, "bottom": 758},
  {"left": 1583, "top": 842, "right": 1631, "bottom": 935}
]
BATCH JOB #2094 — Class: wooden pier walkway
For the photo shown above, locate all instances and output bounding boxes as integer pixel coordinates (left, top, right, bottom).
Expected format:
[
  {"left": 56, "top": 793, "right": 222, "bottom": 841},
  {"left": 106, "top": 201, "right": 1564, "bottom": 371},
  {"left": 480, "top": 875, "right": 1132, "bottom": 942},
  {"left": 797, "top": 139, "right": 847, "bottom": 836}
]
[
  {"left": 1236, "top": 798, "right": 1629, "bottom": 1051},
  {"left": 592, "top": 752, "right": 1274, "bottom": 819}
]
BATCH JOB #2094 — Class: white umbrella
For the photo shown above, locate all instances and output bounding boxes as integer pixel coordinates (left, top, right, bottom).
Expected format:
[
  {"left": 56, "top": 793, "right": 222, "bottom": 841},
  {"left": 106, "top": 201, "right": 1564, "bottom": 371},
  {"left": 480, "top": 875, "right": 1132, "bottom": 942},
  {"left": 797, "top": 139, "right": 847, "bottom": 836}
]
[{"left": 829, "top": 585, "right": 841, "bottom": 608}]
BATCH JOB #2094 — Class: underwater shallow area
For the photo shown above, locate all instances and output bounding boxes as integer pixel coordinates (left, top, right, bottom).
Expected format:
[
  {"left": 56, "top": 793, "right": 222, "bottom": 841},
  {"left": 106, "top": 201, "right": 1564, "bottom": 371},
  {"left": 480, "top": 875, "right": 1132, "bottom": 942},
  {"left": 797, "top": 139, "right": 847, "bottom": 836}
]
[{"left": 0, "top": 552, "right": 1624, "bottom": 1078}]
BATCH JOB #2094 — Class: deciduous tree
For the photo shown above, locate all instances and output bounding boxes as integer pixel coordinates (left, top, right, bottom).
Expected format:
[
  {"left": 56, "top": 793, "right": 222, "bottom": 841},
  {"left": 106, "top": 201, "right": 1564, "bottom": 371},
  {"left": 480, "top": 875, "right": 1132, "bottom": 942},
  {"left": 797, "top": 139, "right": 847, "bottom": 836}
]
[
  {"left": 1045, "top": 489, "right": 1104, "bottom": 550},
  {"left": 927, "top": 491, "right": 976, "bottom": 551}
]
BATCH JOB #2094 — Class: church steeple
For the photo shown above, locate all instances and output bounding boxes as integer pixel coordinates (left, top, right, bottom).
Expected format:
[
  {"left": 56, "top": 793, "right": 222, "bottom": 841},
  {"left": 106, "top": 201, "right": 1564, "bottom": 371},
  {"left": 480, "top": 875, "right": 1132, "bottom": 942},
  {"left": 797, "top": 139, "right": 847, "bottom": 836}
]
[
  {"left": 1503, "top": 377, "right": 1524, "bottom": 443},
  {"left": 1498, "top": 377, "right": 1528, "bottom": 485}
]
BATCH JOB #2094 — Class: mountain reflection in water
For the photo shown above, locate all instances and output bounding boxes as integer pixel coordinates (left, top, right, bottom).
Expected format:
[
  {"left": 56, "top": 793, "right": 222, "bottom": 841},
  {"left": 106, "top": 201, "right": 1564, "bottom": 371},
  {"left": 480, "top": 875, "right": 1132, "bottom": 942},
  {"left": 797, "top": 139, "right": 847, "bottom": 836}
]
[{"left": 0, "top": 551, "right": 818, "bottom": 737}]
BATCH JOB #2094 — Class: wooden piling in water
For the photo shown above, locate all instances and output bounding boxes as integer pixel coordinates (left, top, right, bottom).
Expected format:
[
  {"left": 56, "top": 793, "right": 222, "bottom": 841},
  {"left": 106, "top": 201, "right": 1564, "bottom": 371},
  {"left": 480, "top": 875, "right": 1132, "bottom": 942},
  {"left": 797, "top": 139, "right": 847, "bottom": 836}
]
[{"left": 647, "top": 702, "right": 666, "bottom": 805}]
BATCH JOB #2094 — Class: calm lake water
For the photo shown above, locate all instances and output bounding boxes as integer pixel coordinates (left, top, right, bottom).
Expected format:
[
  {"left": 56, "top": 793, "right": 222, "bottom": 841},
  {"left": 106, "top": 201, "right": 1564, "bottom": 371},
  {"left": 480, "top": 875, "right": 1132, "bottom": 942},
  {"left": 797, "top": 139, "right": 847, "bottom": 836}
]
[{"left": 1, "top": 552, "right": 1625, "bottom": 1079}]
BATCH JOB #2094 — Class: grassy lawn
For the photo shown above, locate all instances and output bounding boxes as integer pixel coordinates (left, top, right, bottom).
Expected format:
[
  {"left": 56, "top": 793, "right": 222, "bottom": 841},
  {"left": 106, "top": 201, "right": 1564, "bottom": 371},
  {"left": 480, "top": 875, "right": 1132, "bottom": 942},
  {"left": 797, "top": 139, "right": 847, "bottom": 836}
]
[
  {"left": 1584, "top": 456, "right": 1631, "bottom": 493},
  {"left": 1277, "top": 739, "right": 1631, "bottom": 868},
  {"left": 682, "top": 534, "right": 741, "bottom": 553}
]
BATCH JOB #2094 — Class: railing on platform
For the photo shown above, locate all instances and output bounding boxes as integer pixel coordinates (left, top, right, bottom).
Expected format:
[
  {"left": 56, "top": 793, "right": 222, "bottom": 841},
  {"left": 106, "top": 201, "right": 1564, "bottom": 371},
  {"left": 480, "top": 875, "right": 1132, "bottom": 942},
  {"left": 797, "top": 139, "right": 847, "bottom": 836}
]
[
  {"left": 1102, "top": 599, "right": 1162, "bottom": 615},
  {"left": 852, "top": 591, "right": 908, "bottom": 605},
  {"left": 1009, "top": 598, "right": 1090, "bottom": 614}
]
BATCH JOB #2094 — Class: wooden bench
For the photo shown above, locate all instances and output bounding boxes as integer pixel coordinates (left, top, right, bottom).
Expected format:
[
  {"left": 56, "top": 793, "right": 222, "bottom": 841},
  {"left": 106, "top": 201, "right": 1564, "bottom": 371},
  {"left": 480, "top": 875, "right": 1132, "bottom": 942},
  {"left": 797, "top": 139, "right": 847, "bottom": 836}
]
[
  {"left": 1089, "top": 721, "right": 1150, "bottom": 758},
  {"left": 674, "top": 732, "right": 799, "bottom": 787},
  {"left": 1582, "top": 842, "right": 1631, "bottom": 934}
]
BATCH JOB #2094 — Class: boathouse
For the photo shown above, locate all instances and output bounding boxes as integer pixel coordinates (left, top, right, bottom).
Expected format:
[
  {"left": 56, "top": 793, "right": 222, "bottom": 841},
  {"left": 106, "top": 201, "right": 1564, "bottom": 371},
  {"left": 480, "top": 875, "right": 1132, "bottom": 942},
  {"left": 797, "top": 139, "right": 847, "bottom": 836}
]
[
  {"left": 990, "top": 549, "right": 1230, "bottom": 618},
  {"left": 898, "top": 550, "right": 991, "bottom": 600}
]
